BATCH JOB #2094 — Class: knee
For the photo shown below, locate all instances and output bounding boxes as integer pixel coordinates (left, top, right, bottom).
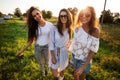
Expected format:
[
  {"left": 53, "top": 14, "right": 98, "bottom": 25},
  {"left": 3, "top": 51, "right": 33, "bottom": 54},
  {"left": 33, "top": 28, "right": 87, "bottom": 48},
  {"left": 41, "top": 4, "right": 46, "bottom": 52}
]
[
  {"left": 74, "top": 71, "right": 79, "bottom": 80},
  {"left": 53, "top": 73, "right": 59, "bottom": 77},
  {"left": 51, "top": 68, "right": 60, "bottom": 77}
]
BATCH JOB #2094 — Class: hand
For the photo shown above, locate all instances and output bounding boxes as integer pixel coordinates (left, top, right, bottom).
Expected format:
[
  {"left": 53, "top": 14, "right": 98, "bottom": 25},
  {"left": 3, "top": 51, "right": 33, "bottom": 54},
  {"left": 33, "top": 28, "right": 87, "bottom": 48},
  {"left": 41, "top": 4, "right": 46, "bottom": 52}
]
[
  {"left": 52, "top": 56, "right": 57, "bottom": 64},
  {"left": 74, "top": 67, "right": 84, "bottom": 76},
  {"left": 67, "top": 41, "right": 71, "bottom": 48},
  {"left": 74, "top": 69, "right": 80, "bottom": 80}
]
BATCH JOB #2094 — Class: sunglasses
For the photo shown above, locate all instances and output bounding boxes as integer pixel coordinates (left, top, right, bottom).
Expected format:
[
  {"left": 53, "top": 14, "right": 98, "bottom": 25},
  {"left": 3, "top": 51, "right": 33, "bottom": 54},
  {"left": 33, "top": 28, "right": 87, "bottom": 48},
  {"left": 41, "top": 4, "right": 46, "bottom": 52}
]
[
  {"left": 60, "top": 15, "right": 67, "bottom": 18},
  {"left": 80, "top": 14, "right": 91, "bottom": 18}
]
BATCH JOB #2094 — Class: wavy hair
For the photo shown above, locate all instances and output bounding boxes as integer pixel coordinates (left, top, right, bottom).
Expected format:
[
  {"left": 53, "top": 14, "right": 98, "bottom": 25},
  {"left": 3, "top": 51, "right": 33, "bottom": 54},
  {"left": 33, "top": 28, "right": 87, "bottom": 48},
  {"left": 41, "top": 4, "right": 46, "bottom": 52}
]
[
  {"left": 26, "top": 6, "right": 41, "bottom": 42},
  {"left": 77, "top": 6, "right": 100, "bottom": 35}
]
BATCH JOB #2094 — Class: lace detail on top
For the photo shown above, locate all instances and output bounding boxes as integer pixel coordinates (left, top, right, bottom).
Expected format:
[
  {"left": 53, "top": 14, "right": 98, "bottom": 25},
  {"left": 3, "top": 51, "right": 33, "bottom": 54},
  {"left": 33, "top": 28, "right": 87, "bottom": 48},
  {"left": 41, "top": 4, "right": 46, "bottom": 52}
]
[{"left": 69, "top": 27, "right": 99, "bottom": 61}]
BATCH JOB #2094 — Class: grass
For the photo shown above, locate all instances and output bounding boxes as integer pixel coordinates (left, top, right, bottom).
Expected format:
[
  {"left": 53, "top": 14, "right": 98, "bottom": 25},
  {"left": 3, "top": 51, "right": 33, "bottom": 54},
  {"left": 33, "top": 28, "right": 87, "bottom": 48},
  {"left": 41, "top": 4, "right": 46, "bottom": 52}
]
[{"left": 0, "top": 19, "right": 120, "bottom": 80}]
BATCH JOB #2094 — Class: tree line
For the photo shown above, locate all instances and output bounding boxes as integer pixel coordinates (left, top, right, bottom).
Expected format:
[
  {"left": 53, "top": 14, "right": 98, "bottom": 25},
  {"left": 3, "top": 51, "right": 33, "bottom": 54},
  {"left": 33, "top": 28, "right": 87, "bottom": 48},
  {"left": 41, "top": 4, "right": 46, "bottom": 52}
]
[
  {"left": 99, "top": 9, "right": 120, "bottom": 24},
  {"left": 0, "top": 7, "right": 53, "bottom": 19},
  {"left": 0, "top": 7, "right": 120, "bottom": 24}
]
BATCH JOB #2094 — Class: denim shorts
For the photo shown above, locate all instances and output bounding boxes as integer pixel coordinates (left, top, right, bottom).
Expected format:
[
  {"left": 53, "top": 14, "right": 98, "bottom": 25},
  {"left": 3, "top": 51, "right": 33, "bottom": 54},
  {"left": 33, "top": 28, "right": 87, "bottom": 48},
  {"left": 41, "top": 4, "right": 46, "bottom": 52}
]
[{"left": 70, "top": 54, "right": 91, "bottom": 74}]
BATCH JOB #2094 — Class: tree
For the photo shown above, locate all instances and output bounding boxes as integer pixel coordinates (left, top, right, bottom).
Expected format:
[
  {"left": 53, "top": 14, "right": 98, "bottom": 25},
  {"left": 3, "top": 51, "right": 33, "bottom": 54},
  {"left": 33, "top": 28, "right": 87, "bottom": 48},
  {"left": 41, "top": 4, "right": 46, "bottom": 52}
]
[
  {"left": 68, "top": 7, "right": 78, "bottom": 27},
  {"left": 42, "top": 10, "right": 52, "bottom": 19},
  {"left": 23, "top": 13, "right": 27, "bottom": 17},
  {"left": 68, "top": 8, "right": 73, "bottom": 13},
  {"left": 99, "top": 10, "right": 113, "bottom": 23},
  {"left": 0, "top": 11, "right": 3, "bottom": 17},
  {"left": 46, "top": 11, "right": 52, "bottom": 19},
  {"left": 113, "top": 13, "right": 120, "bottom": 24},
  {"left": 113, "top": 13, "right": 120, "bottom": 19},
  {"left": 14, "top": 8, "right": 22, "bottom": 17},
  {"left": 8, "top": 13, "right": 14, "bottom": 17},
  {"left": 101, "top": 0, "right": 107, "bottom": 24},
  {"left": 42, "top": 10, "right": 47, "bottom": 19}
]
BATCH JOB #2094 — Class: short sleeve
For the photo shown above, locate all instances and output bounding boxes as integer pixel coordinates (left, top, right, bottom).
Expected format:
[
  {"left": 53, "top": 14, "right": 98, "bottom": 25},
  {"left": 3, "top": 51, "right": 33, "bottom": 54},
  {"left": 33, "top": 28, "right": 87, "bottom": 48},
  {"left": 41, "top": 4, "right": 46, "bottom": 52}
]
[{"left": 89, "top": 37, "right": 99, "bottom": 53}]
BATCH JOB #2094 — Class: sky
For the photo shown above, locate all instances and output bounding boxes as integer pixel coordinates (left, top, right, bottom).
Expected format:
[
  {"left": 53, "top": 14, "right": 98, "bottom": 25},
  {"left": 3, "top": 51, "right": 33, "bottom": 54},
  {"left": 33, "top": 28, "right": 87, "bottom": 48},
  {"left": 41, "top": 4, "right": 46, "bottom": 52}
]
[{"left": 0, "top": 0, "right": 120, "bottom": 18}]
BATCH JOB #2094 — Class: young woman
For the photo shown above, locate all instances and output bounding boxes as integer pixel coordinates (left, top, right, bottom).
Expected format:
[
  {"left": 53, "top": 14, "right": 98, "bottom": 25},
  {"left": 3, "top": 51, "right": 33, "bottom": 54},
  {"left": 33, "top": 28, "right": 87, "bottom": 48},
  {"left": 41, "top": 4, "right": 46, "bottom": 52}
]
[
  {"left": 69, "top": 6, "right": 100, "bottom": 80},
  {"left": 49, "top": 8, "right": 72, "bottom": 80},
  {"left": 17, "top": 6, "right": 53, "bottom": 77}
]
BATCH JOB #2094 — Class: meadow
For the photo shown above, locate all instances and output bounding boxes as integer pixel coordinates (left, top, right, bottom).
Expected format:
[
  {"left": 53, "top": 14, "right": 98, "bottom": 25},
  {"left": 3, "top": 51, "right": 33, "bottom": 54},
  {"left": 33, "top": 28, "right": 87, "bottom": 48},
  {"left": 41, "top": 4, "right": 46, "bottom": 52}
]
[{"left": 0, "top": 19, "right": 120, "bottom": 80}]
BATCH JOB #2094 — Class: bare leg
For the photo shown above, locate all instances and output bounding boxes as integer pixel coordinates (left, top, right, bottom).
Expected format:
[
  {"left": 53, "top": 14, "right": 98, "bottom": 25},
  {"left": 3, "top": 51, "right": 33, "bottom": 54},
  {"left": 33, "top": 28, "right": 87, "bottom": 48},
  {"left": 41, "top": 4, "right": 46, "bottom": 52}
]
[
  {"left": 73, "top": 69, "right": 79, "bottom": 80},
  {"left": 51, "top": 68, "right": 59, "bottom": 77},
  {"left": 79, "top": 73, "right": 86, "bottom": 80},
  {"left": 60, "top": 70, "right": 65, "bottom": 77}
]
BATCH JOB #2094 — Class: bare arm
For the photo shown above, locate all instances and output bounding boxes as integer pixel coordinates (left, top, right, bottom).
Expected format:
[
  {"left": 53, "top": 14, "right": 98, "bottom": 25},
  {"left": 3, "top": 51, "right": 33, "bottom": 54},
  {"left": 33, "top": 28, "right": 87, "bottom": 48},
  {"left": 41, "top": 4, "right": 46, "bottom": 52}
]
[
  {"left": 80, "top": 51, "right": 94, "bottom": 70},
  {"left": 18, "top": 40, "right": 33, "bottom": 56}
]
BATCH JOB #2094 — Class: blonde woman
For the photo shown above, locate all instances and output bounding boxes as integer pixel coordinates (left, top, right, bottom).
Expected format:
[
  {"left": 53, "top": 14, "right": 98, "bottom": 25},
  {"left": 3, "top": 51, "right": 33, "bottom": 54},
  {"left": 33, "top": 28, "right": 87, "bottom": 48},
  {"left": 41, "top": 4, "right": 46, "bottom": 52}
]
[{"left": 69, "top": 6, "right": 100, "bottom": 80}]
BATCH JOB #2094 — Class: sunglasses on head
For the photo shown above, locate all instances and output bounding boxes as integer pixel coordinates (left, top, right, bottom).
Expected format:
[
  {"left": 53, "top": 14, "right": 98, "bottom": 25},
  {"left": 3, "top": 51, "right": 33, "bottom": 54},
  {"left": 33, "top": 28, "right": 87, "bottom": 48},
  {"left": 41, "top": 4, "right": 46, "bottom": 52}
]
[{"left": 60, "top": 15, "right": 67, "bottom": 18}]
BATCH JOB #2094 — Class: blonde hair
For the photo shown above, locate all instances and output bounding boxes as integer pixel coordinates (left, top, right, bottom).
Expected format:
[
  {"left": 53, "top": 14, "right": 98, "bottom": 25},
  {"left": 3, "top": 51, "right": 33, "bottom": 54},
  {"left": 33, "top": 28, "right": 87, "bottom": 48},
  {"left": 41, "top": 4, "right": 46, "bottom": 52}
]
[{"left": 76, "top": 6, "right": 100, "bottom": 34}]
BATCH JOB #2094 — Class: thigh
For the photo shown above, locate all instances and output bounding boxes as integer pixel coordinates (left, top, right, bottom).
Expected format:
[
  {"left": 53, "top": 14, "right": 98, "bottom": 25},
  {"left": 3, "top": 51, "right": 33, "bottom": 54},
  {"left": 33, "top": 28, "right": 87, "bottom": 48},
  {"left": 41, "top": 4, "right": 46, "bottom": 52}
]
[
  {"left": 43, "top": 45, "right": 49, "bottom": 60},
  {"left": 34, "top": 44, "right": 40, "bottom": 55},
  {"left": 34, "top": 44, "right": 43, "bottom": 59},
  {"left": 51, "top": 68, "right": 59, "bottom": 77},
  {"left": 34, "top": 44, "right": 44, "bottom": 64}
]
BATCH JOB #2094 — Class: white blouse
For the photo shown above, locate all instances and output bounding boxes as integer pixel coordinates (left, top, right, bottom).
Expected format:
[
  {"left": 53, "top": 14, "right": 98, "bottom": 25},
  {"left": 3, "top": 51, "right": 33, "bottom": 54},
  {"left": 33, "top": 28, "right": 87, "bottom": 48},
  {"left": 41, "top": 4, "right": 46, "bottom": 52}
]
[
  {"left": 36, "top": 21, "right": 53, "bottom": 46},
  {"left": 69, "top": 26, "right": 99, "bottom": 61}
]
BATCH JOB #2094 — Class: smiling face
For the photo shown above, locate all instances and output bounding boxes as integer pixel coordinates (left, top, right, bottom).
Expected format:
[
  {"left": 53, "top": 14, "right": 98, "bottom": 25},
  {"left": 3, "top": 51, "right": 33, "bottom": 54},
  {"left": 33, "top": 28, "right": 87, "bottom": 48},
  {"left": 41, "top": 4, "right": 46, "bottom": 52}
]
[
  {"left": 79, "top": 9, "right": 91, "bottom": 24},
  {"left": 59, "top": 11, "right": 68, "bottom": 24},
  {"left": 32, "top": 9, "right": 43, "bottom": 22}
]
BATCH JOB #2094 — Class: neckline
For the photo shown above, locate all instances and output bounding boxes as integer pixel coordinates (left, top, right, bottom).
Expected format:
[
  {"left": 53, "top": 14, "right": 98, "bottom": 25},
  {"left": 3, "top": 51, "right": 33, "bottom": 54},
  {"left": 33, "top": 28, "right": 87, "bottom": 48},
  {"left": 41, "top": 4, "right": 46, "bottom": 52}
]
[
  {"left": 81, "top": 26, "right": 99, "bottom": 39},
  {"left": 38, "top": 21, "right": 46, "bottom": 27},
  {"left": 81, "top": 26, "right": 89, "bottom": 35}
]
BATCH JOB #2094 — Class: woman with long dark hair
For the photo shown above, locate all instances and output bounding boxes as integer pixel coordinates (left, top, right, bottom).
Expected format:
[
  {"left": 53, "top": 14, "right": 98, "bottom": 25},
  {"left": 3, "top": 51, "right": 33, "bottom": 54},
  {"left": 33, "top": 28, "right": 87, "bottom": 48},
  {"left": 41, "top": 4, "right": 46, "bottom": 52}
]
[
  {"left": 49, "top": 8, "right": 72, "bottom": 80},
  {"left": 18, "top": 6, "right": 53, "bottom": 78}
]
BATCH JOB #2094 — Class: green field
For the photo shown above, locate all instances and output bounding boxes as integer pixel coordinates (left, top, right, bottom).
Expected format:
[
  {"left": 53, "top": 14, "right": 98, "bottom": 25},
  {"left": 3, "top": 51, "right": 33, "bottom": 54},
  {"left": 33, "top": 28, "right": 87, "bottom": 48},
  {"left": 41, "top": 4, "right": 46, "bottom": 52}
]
[{"left": 0, "top": 19, "right": 120, "bottom": 80}]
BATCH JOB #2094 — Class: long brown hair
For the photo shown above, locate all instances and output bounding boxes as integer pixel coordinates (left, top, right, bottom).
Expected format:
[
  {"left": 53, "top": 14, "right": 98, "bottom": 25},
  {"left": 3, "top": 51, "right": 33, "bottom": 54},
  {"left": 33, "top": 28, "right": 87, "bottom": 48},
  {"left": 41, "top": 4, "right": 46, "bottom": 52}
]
[
  {"left": 26, "top": 6, "right": 41, "bottom": 42},
  {"left": 56, "top": 8, "right": 73, "bottom": 40}
]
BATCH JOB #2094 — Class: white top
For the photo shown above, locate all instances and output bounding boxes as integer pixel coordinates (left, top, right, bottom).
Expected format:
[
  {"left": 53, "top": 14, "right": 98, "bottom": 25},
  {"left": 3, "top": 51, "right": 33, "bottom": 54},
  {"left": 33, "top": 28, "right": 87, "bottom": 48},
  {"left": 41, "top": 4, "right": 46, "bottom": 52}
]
[
  {"left": 49, "top": 26, "right": 69, "bottom": 71},
  {"left": 36, "top": 21, "right": 53, "bottom": 46},
  {"left": 69, "top": 26, "right": 99, "bottom": 62}
]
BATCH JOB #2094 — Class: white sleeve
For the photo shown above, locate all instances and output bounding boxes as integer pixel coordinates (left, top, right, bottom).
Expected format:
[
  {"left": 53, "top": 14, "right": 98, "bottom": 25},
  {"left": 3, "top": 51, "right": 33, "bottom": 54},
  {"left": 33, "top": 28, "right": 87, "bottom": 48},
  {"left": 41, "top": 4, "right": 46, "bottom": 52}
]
[
  {"left": 90, "top": 37, "right": 99, "bottom": 53},
  {"left": 49, "top": 27, "right": 55, "bottom": 50}
]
